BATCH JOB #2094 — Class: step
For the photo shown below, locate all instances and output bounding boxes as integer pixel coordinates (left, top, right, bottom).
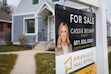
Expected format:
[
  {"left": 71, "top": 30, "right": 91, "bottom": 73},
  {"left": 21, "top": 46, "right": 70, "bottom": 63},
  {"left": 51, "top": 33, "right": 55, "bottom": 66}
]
[
  {"left": 33, "top": 41, "right": 55, "bottom": 51},
  {"left": 34, "top": 41, "right": 48, "bottom": 50}
]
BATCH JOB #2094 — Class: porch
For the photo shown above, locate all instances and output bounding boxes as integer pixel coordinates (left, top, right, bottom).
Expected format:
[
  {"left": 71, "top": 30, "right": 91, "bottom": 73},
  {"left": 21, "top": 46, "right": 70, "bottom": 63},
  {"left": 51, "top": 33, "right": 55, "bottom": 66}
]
[
  {"left": 33, "top": 1, "right": 55, "bottom": 50},
  {"left": 35, "top": 1, "right": 55, "bottom": 42}
]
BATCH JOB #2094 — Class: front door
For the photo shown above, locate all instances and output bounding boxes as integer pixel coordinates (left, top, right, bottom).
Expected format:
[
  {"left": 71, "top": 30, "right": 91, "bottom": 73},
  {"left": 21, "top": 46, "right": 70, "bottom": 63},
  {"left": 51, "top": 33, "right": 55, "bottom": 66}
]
[{"left": 38, "top": 18, "right": 47, "bottom": 41}]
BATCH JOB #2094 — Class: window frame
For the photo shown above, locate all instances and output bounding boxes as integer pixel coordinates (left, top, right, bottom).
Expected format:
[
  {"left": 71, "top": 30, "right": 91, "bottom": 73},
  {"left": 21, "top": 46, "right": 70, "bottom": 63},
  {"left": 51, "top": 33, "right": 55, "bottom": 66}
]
[
  {"left": 23, "top": 17, "right": 36, "bottom": 35},
  {"left": 52, "top": 0, "right": 59, "bottom": 2},
  {"left": 0, "top": 22, "right": 3, "bottom": 32},
  {"left": 32, "top": 0, "right": 39, "bottom": 5}
]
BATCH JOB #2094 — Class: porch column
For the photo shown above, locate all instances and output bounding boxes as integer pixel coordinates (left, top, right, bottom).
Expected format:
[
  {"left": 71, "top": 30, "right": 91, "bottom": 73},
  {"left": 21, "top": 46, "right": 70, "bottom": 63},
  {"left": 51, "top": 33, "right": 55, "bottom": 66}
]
[
  {"left": 47, "top": 16, "right": 49, "bottom": 41},
  {"left": 47, "top": 16, "right": 55, "bottom": 42},
  {"left": 35, "top": 17, "right": 38, "bottom": 42}
]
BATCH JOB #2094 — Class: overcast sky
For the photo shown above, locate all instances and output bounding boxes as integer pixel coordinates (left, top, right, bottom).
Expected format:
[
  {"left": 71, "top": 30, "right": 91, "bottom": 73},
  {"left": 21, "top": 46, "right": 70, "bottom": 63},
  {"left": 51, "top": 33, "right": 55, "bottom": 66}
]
[
  {"left": 0, "top": 0, "right": 21, "bottom": 7},
  {"left": 106, "top": 0, "right": 111, "bottom": 21}
]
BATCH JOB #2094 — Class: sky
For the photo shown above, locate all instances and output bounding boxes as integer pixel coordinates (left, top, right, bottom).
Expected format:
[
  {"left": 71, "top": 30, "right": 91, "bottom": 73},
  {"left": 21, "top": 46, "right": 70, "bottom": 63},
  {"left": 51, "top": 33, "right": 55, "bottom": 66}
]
[
  {"left": 0, "top": 0, "right": 21, "bottom": 7},
  {"left": 106, "top": 0, "right": 111, "bottom": 21}
]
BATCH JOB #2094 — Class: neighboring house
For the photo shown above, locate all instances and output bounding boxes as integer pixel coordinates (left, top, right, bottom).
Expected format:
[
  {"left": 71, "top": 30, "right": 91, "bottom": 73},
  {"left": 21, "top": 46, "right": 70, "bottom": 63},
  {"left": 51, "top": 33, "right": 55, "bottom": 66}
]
[
  {"left": 0, "top": 1, "right": 2, "bottom": 7},
  {"left": 0, "top": 12, "right": 12, "bottom": 33},
  {"left": 107, "top": 19, "right": 111, "bottom": 46},
  {"left": 0, "top": 12, "right": 12, "bottom": 45},
  {"left": 107, "top": 19, "right": 111, "bottom": 37},
  {"left": 12, "top": 0, "right": 90, "bottom": 45}
]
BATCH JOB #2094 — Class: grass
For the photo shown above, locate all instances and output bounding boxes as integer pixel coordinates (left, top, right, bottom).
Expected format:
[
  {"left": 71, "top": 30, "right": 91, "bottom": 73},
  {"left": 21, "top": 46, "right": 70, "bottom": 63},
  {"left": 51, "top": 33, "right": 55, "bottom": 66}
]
[
  {"left": 0, "top": 54, "right": 17, "bottom": 74},
  {"left": 0, "top": 45, "right": 31, "bottom": 52},
  {"left": 35, "top": 53, "right": 55, "bottom": 74},
  {"left": 108, "top": 52, "right": 111, "bottom": 74}
]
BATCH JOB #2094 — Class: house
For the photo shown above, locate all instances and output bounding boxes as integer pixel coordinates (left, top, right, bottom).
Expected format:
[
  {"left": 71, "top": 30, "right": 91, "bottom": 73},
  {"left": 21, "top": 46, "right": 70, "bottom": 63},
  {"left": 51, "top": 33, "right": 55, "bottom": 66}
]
[
  {"left": 0, "top": 12, "right": 12, "bottom": 33},
  {"left": 107, "top": 19, "right": 111, "bottom": 37},
  {"left": 107, "top": 19, "right": 111, "bottom": 46},
  {"left": 0, "top": 12, "right": 12, "bottom": 45},
  {"left": 12, "top": 0, "right": 91, "bottom": 45}
]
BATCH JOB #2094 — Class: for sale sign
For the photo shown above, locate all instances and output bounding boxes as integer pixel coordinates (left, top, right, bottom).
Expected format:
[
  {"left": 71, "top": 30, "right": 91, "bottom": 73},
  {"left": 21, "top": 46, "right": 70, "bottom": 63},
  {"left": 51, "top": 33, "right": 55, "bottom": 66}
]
[{"left": 55, "top": 4, "right": 96, "bottom": 74}]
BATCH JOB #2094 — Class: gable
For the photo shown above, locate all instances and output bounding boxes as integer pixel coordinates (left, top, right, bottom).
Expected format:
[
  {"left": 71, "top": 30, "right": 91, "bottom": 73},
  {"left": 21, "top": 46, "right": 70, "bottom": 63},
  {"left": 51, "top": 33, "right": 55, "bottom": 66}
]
[
  {"left": 13, "top": 0, "right": 44, "bottom": 16},
  {"left": 35, "top": 1, "right": 55, "bottom": 17}
]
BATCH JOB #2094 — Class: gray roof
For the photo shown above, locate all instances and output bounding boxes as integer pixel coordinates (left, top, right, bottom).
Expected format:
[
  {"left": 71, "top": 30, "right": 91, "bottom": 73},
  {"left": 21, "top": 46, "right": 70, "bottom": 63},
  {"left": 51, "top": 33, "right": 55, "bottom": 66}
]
[{"left": 0, "top": 12, "right": 12, "bottom": 23}]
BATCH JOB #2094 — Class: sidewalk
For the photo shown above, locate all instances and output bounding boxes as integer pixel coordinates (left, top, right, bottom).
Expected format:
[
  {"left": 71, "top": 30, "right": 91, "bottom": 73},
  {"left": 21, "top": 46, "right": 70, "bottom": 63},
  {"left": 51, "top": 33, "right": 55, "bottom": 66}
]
[
  {"left": 0, "top": 50, "right": 53, "bottom": 74},
  {"left": 11, "top": 50, "right": 37, "bottom": 74}
]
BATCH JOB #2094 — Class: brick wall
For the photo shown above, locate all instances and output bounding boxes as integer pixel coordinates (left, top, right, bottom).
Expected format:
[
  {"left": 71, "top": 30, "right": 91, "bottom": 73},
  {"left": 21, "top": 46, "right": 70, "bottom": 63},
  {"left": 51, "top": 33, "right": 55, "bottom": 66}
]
[{"left": 3, "top": 23, "right": 11, "bottom": 32}]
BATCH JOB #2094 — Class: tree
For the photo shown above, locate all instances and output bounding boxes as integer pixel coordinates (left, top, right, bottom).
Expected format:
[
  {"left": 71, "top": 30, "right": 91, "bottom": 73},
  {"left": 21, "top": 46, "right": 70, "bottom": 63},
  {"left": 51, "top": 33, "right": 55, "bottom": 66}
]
[{"left": 0, "top": 0, "right": 12, "bottom": 14}]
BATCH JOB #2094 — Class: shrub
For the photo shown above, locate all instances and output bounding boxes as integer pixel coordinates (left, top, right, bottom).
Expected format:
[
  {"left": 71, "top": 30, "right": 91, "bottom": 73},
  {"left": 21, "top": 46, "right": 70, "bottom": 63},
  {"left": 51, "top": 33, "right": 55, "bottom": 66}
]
[{"left": 18, "top": 34, "right": 25, "bottom": 46}]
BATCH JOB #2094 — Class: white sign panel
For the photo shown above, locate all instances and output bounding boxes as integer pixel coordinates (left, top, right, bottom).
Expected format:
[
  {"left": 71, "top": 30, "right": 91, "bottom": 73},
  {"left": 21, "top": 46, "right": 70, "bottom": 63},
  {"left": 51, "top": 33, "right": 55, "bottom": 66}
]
[{"left": 56, "top": 47, "right": 96, "bottom": 74}]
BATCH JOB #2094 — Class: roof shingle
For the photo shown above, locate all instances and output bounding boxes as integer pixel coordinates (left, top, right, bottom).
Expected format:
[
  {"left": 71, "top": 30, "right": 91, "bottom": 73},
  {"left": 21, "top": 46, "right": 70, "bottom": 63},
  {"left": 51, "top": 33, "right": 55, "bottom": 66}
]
[{"left": 0, "top": 12, "right": 12, "bottom": 22}]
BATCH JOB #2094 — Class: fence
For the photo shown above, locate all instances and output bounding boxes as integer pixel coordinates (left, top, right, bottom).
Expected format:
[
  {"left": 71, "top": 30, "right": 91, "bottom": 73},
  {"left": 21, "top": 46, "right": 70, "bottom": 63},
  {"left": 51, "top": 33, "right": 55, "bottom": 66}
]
[{"left": 0, "top": 32, "right": 11, "bottom": 45}]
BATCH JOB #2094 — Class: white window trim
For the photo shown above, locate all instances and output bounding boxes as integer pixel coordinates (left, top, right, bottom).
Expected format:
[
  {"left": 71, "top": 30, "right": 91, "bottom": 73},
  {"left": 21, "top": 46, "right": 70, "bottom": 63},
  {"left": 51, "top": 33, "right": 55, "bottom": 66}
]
[
  {"left": 13, "top": 12, "right": 35, "bottom": 16},
  {"left": 52, "top": 0, "right": 59, "bottom": 2},
  {"left": 23, "top": 17, "right": 36, "bottom": 35},
  {"left": 51, "top": 0, "right": 60, "bottom": 4}
]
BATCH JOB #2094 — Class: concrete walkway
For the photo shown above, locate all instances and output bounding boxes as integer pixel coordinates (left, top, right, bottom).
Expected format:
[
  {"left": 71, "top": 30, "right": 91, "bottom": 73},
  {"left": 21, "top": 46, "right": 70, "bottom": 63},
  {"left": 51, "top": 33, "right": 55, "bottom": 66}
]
[
  {"left": 11, "top": 50, "right": 37, "bottom": 74},
  {"left": 0, "top": 50, "right": 54, "bottom": 74}
]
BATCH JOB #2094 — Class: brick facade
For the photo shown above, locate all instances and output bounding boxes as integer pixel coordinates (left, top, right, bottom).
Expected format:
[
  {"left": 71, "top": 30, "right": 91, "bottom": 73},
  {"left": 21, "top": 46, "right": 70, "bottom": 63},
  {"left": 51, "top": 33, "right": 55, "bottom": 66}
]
[{"left": 3, "top": 23, "right": 11, "bottom": 32}]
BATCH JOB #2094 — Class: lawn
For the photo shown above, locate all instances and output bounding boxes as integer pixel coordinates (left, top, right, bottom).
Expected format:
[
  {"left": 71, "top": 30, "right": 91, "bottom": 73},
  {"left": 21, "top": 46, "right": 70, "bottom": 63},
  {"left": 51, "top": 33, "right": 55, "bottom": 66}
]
[
  {"left": 108, "top": 52, "right": 111, "bottom": 74},
  {"left": 34, "top": 52, "right": 111, "bottom": 74},
  {"left": 0, "top": 54, "right": 17, "bottom": 74},
  {"left": 35, "top": 53, "right": 55, "bottom": 74},
  {"left": 0, "top": 45, "right": 31, "bottom": 52}
]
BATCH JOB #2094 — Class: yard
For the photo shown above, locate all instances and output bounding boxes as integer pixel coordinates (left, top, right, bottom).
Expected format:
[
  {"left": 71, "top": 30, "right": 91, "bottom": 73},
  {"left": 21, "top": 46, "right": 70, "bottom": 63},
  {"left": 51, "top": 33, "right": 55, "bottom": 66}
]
[
  {"left": 35, "top": 53, "right": 55, "bottom": 74},
  {"left": 0, "top": 45, "right": 31, "bottom": 74},
  {"left": 108, "top": 52, "right": 111, "bottom": 74},
  {"left": 0, "top": 45, "right": 31, "bottom": 52},
  {"left": 0, "top": 54, "right": 17, "bottom": 74}
]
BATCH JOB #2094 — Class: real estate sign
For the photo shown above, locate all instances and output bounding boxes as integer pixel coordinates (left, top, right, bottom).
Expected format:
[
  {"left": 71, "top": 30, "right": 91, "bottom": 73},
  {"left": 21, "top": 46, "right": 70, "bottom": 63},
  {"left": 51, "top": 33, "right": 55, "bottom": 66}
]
[{"left": 55, "top": 4, "right": 96, "bottom": 74}]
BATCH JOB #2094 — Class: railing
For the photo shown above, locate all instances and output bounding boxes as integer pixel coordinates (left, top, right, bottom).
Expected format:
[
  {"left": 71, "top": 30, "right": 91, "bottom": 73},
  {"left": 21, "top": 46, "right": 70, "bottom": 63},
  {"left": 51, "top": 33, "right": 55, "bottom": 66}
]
[
  {"left": 0, "top": 32, "right": 11, "bottom": 45},
  {"left": 38, "top": 32, "right": 54, "bottom": 41},
  {"left": 38, "top": 32, "right": 47, "bottom": 41}
]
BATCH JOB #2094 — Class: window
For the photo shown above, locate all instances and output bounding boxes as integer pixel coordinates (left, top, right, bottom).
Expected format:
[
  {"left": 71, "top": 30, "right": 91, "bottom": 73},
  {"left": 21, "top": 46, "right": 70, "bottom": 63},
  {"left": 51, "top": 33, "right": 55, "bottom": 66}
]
[
  {"left": 32, "top": 0, "right": 38, "bottom": 5},
  {"left": 25, "top": 19, "right": 35, "bottom": 34},
  {"left": 7, "top": 23, "right": 11, "bottom": 28},
  {"left": 0, "top": 23, "right": 3, "bottom": 32},
  {"left": 52, "top": 0, "right": 59, "bottom": 2}
]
